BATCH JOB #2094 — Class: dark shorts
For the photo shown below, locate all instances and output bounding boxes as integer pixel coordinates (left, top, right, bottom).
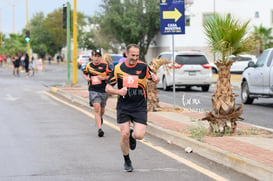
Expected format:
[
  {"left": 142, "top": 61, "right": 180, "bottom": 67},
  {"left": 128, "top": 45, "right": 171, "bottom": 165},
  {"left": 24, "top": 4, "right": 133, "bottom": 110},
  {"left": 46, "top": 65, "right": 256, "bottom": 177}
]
[
  {"left": 89, "top": 91, "right": 108, "bottom": 107},
  {"left": 117, "top": 109, "right": 147, "bottom": 125}
]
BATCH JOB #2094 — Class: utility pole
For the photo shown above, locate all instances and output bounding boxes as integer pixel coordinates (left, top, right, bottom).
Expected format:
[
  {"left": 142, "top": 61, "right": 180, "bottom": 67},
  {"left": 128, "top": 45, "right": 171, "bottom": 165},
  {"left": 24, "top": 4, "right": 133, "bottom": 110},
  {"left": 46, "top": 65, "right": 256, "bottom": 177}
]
[
  {"left": 4, "top": 0, "right": 16, "bottom": 33},
  {"left": 72, "top": 0, "right": 79, "bottom": 86},
  {"left": 11, "top": 4, "right": 15, "bottom": 34}
]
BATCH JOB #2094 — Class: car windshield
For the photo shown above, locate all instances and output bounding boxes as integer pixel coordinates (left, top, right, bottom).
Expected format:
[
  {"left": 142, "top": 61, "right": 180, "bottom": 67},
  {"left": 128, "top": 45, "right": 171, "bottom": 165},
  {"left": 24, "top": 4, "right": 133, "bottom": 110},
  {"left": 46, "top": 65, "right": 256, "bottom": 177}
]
[
  {"left": 230, "top": 56, "right": 252, "bottom": 61},
  {"left": 175, "top": 55, "right": 208, "bottom": 65}
]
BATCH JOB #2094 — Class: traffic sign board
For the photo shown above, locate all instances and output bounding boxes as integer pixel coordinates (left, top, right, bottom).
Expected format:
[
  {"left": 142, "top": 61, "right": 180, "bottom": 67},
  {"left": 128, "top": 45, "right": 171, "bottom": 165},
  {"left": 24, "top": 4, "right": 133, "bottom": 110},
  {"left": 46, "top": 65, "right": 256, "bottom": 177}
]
[{"left": 160, "top": 0, "right": 185, "bottom": 35}]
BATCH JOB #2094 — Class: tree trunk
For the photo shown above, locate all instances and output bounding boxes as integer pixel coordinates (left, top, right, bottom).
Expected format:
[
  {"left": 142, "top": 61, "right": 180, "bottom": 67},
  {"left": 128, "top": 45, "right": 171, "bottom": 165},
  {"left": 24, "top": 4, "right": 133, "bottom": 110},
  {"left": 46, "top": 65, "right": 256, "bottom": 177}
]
[
  {"left": 147, "top": 58, "right": 170, "bottom": 111},
  {"left": 202, "top": 61, "right": 244, "bottom": 134}
]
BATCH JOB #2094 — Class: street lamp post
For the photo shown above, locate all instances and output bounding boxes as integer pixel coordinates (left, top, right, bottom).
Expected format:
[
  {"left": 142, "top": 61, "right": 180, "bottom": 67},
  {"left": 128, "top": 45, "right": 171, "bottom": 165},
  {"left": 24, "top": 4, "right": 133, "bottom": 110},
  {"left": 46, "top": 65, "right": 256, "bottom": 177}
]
[
  {"left": 11, "top": 3, "right": 15, "bottom": 33},
  {"left": 3, "top": 0, "right": 19, "bottom": 34}
]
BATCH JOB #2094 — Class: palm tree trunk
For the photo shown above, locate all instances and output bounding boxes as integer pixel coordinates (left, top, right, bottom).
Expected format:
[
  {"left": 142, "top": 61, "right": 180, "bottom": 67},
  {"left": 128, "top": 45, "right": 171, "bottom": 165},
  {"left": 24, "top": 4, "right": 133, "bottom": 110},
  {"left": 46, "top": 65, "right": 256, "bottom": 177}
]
[
  {"left": 202, "top": 62, "right": 244, "bottom": 134},
  {"left": 147, "top": 58, "right": 169, "bottom": 111}
]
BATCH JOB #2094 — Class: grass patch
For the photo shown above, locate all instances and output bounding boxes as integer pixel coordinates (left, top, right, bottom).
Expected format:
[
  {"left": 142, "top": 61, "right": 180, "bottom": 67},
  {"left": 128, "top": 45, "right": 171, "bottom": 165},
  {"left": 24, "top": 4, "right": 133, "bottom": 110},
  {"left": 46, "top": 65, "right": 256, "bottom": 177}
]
[
  {"left": 189, "top": 122, "right": 209, "bottom": 141},
  {"left": 236, "top": 127, "right": 272, "bottom": 136}
]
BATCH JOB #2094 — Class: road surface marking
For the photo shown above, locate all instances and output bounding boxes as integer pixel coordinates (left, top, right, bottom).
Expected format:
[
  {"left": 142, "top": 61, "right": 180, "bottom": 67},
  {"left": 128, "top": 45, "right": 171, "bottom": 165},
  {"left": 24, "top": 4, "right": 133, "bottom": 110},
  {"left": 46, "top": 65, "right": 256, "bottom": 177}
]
[{"left": 44, "top": 91, "right": 228, "bottom": 181}]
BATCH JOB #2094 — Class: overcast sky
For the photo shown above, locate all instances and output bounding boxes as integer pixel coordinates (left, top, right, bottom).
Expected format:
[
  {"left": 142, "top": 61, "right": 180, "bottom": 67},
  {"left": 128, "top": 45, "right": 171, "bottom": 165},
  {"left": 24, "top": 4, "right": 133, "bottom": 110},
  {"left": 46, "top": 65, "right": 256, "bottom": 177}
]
[{"left": 0, "top": 0, "right": 102, "bottom": 34}]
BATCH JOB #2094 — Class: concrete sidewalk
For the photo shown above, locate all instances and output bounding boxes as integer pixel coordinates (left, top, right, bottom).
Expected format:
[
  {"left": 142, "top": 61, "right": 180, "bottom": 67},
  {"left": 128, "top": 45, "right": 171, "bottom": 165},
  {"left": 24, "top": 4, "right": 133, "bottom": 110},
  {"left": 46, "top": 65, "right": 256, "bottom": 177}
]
[{"left": 49, "top": 86, "right": 273, "bottom": 181}]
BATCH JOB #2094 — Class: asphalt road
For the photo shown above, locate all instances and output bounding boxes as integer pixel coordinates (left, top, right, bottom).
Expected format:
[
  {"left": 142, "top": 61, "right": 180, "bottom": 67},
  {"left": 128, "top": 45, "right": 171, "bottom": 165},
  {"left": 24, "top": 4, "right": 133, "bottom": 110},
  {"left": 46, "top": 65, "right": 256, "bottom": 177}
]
[{"left": 0, "top": 64, "right": 255, "bottom": 181}]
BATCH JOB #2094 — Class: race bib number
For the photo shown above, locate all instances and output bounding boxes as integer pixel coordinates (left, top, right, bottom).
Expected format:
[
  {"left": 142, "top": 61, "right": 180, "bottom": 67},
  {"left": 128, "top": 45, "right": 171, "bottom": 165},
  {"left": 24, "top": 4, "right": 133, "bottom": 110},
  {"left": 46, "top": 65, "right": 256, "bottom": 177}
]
[
  {"left": 123, "top": 75, "right": 139, "bottom": 88},
  {"left": 91, "top": 76, "right": 102, "bottom": 85}
]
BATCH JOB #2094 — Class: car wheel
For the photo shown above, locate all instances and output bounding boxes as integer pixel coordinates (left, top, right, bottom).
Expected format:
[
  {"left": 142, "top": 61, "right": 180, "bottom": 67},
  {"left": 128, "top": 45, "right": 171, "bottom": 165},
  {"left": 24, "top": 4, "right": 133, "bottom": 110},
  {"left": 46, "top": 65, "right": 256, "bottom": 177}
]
[
  {"left": 201, "top": 85, "right": 210, "bottom": 92},
  {"left": 241, "top": 81, "right": 254, "bottom": 104},
  {"left": 162, "top": 76, "right": 170, "bottom": 91}
]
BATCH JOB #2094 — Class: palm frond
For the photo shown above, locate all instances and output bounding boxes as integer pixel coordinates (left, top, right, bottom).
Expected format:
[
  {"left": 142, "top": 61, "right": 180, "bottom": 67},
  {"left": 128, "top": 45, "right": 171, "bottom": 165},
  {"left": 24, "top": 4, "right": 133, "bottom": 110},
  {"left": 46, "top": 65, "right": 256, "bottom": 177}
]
[{"left": 203, "top": 14, "right": 256, "bottom": 63}]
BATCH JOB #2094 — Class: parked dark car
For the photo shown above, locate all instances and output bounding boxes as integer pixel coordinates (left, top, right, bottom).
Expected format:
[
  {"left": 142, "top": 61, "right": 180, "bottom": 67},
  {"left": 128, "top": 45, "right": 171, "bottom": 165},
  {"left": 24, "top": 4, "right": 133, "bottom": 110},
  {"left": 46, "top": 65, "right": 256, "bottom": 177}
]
[{"left": 110, "top": 54, "right": 123, "bottom": 66}]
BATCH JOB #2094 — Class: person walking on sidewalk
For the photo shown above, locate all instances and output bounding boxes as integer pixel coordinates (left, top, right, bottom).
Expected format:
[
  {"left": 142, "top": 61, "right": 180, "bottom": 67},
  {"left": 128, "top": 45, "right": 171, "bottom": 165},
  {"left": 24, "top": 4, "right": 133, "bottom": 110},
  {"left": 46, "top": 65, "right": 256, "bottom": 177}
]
[
  {"left": 83, "top": 48, "right": 111, "bottom": 137},
  {"left": 23, "top": 52, "right": 30, "bottom": 77},
  {"left": 105, "top": 44, "right": 159, "bottom": 172}
]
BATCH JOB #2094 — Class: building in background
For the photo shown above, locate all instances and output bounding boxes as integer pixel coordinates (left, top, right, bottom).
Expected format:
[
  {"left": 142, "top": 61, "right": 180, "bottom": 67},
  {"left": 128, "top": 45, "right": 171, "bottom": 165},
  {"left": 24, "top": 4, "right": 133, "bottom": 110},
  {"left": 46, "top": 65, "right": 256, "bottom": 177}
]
[{"left": 146, "top": 0, "right": 273, "bottom": 63}]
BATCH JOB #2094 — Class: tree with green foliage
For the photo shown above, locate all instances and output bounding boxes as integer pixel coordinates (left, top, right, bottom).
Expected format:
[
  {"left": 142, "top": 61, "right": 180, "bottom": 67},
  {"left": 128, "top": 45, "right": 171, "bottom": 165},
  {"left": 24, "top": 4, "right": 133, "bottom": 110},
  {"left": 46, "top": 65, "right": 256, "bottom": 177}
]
[
  {"left": 29, "top": 12, "right": 48, "bottom": 58},
  {"left": 29, "top": 9, "right": 88, "bottom": 58},
  {"left": 253, "top": 24, "right": 273, "bottom": 55},
  {"left": 1, "top": 34, "right": 27, "bottom": 56},
  {"left": 98, "top": 0, "right": 160, "bottom": 61},
  {"left": 78, "top": 15, "right": 112, "bottom": 51},
  {"left": 42, "top": 9, "right": 67, "bottom": 57},
  {"left": 202, "top": 14, "right": 256, "bottom": 134}
]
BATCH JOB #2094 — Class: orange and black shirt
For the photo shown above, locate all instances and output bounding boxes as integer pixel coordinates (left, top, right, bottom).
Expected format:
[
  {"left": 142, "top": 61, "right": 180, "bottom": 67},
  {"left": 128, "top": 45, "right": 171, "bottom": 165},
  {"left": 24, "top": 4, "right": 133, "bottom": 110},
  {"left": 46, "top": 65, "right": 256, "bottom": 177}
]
[
  {"left": 84, "top": 61, "right": 111, "bottom": 93},
  {"left": 107, "top": 61, "right": 152, "bottom": 111}
]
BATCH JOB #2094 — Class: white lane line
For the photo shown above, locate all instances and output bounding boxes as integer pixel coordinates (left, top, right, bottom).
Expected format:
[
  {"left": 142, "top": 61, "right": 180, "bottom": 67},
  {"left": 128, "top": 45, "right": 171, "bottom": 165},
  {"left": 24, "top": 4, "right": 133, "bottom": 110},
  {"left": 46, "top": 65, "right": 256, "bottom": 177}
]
[{"left": 44, "top": 91, "right": 228, "bottom": 181}]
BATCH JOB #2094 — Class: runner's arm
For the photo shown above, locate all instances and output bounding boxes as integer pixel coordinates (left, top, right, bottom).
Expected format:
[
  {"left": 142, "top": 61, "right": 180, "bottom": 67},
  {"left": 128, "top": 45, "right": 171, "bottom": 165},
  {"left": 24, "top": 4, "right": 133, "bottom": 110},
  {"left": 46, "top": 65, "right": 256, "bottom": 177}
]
[
  {"left": 105, "top": 84, "right": 127, "bottom": 96},
  {"left": 83, "top": 74, "right": 90, "bottom": 82}
]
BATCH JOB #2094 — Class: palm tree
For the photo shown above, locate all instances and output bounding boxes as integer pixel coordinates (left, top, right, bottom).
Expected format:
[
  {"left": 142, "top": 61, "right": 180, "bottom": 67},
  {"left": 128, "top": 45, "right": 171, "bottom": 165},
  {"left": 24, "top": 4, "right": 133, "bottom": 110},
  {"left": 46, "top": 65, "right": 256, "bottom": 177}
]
[
  {"left": 254, "top": 25, "right": 273, "bottom": 55},
  {"left": 202, "top": 14, "right": 255, "bottom": 134}
]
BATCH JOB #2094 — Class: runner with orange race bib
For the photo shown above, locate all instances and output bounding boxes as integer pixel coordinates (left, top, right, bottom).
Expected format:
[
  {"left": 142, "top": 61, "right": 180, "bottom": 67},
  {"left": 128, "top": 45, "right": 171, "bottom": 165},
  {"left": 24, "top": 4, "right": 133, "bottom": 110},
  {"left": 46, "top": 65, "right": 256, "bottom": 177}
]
[
  {"left": 106, "top": 44, "right": 159, "bottom": 172},
  {"left": 83, "top": 49, "right": 111, "bottom": 137}
]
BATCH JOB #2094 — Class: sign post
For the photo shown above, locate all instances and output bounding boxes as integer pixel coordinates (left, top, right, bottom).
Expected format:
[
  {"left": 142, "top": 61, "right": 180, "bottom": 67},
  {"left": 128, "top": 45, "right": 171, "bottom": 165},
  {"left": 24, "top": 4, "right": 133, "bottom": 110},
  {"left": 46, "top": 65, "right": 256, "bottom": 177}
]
[{"left": 160, "top": 0, "right": 185, "bottom": 107}]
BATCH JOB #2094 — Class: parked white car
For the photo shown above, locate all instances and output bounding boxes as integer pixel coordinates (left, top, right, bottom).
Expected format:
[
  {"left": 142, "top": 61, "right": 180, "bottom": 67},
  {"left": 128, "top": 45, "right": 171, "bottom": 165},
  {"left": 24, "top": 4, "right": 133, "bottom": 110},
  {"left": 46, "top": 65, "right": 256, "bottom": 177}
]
[
  {"left": 77, "top": 54, "right": 90, "bottom": 69},
  {"left": 156, "top": 51, "right": 213, "bottom": 91},
  {"left": 229, "top": 54, "right": 257, "bottom": 73}
]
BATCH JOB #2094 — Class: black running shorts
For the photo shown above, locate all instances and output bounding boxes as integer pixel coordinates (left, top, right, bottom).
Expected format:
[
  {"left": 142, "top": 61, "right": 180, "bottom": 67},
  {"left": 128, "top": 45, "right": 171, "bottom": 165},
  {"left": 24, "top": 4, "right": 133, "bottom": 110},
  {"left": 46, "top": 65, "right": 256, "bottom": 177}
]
[{"left": 117, "top": 109, "right": 147, "bottom": 125}]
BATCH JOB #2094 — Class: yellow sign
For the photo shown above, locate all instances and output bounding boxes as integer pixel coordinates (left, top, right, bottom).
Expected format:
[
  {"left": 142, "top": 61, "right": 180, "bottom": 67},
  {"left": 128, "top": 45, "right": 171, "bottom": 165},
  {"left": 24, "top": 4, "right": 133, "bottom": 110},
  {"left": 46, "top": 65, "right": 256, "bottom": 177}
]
[{"left": 163, "top": 8, "right": 182, "bottom": 22}]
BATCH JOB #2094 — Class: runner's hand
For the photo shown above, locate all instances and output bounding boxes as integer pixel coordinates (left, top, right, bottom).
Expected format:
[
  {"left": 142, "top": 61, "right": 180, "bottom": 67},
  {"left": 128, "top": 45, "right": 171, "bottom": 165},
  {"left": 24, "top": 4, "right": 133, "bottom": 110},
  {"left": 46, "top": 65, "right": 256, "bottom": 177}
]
[
  {"left": 98, "top": 75, "right": 106, "bottom": 80},
  {"left": 119, "top": 87, "right": 127, "bottom": 96},
  {"left": 150, "top": 72, "right": 159, "bottom": 83}
]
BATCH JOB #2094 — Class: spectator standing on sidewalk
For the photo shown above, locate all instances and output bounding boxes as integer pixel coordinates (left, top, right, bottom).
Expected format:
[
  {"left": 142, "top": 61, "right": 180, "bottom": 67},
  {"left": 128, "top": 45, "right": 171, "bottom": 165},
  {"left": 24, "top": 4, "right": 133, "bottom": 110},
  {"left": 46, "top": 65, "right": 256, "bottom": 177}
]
[
  {"left": 56, "top": 54, "right": 60, "bottom": 63},
  {"left": 24, "top": 52, "right": 30, "bottom": 77},
  {"left": 40, "top": 52, "right": 46, "bottom": 71},
  {"left": 48, "top": 55, "right": 52, "bottom": 64},
  {"left": 83, "top": 49, "right": 111, "bottom": 137},
  {"left": 105, "top": 44, "right": 159, "bottom": 172},
  {"left": 118, "top": 51, "right": 127, "bottom": 64},
  {"left": 13, "top": 53, "right": 20, "bottom": 76},
  {"left": 103, "top": 53, "right": 114, "bottom": 71},
  {"left": 29, "top": 56, "right": 35, "bottom": 76}
]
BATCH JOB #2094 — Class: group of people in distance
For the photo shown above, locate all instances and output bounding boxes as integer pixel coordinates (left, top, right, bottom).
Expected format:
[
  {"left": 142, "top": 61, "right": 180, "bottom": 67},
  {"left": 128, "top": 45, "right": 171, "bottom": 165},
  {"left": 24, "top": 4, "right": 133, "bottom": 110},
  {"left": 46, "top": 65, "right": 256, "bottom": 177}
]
[
  {"left": 82, "top": 44, "right": 159, "bottom": 172},
  {"left": 11, "top": 52, "right": 33, "bottom": 77}
]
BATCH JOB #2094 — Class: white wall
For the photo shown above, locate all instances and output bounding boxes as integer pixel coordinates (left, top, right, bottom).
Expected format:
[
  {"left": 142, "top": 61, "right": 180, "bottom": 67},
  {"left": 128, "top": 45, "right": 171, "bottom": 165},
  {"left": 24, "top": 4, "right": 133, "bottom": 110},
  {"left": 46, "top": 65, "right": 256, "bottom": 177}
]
[{"left": 146, "top": 0, "right": 273, "bottom": 62}]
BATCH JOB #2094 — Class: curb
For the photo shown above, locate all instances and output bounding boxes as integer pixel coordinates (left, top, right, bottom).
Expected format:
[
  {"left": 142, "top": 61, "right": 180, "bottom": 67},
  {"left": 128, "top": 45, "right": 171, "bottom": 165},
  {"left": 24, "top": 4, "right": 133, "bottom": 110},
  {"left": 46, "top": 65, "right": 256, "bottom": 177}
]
[
  {"left": 49, "top": 87, "right": 273, "bottom": 181},
  {"left": 147, "top": 123, "right": 273, "bottom": 181}
]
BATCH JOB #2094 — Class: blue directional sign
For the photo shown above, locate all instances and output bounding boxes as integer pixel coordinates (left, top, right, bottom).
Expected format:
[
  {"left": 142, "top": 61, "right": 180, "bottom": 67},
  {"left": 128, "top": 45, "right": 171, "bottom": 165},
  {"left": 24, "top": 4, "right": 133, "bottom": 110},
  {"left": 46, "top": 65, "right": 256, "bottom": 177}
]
[{"left": 160, "top": 0, "right": 185, "bottom": 35}]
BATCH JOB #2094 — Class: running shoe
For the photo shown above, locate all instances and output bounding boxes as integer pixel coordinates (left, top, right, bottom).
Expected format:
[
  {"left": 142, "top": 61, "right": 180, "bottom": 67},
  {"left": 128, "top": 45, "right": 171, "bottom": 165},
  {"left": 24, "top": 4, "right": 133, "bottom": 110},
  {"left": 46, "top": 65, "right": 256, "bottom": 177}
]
[
  {"left": 129, "top": 128, "right": 136, "bottom": 150},
  {"left": 124, "top": 161, "right": 134, "bottom": 172},
  {"left": 98, "top": 129, "right": 104, "bottom": 137}
]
